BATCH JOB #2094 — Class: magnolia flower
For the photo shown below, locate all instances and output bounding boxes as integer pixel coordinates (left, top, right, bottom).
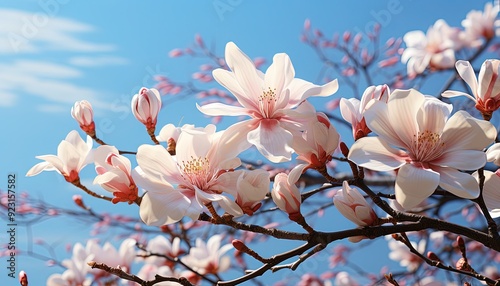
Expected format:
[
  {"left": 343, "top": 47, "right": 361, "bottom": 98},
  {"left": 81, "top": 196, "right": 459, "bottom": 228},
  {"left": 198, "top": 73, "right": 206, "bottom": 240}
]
[
  {"left": 93, "top": 145, "right": 138, "bottom": 204},
  {"left": 271, "top": 166, "right": 303, "bottom": 220},
  {"left": 197, "top": 41, "right": 339, "bottom": 163},
  {"left": 387, "top": 236, "right": 424, "bottom": 271},
  {"left": 137, "top": 264, "right": 179, "bottom": 286},
  {"left": 473, "top": 170, "right": 500, "bottom": 218},
  {"left": 462, "top": 2, "right": 500, "bottom": 47},
  {"left": 133, "top": 124, "right": 248, "bottom": 225},
  {"left": 442, "top": 59, "right": 500, "bottom": 120},
  {"left": 131, "top": 87, "right": 162, "bottom": 130},
  {"left": 333, "top": 181, "right": 377, "bottom": 227},
  {"left": 181, "top": 234, "right": 232, "bottom": 275},
  {"left": 348, "top": 89, "right": 496, "bottom": 209},
  {"left": 26, "top": 130, "right": 93, "bottom": 183},
  {"left": 292, "top": 111, "right": 340, "bottom": 169},
  {"left": 402, "top": 19, "right": 463, "bottom": 75},
  {"left": 340, "top": 84, "right": 390, "bottom": 140},
  {"left": 46, "top": 243, "right": 93, "bottom": 286},
  {"left": 218, "top": 169, "right": 270, "bottom": 215},
  {"left": 71, "top": 100, "right": 95, "bottom": 135},
  {"left": 85, "top": 238, "right": 137, "bottom": 275},
  {"left": 143, "top": 236, "right": 183, "bottom": 268},
  {"left": 334, "top": 271, "right": 359, "bottom": 286}
]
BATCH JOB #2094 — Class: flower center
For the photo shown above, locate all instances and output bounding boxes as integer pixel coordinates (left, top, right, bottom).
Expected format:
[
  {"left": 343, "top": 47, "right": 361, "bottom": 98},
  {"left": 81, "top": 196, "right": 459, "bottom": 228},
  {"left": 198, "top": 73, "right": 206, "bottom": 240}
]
[
  {"left": 180, "top": 156, "right": 211, "bottom": 189},
  {"left": 258, "top": 87, "right": 277, "bottom": 118},
  {"left": 410, "top": 130, "right": 444, "bottom": 163}
]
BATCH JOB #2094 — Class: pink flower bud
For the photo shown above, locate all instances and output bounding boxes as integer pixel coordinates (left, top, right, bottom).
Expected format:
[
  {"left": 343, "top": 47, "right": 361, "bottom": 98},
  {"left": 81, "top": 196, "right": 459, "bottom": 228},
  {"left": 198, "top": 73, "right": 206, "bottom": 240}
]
[
  {"left": 71, "top": 100, "right": 95, "bottom": 135},
  {"left": 73, "top": 195, "right": 85, "bottom": 208},
  {"left": 303, "top": 19, "right": 311, "bottom": 30},
  {"left": 271, "top": 169, "right": 302, "bottom": 219},
  {"left": 169, "top": 49, "right": 183, "bottom": 58},
  {"left": 19, "top": 270, "right": 28, "bottom": 286},
  {"left": 333, "top": 181, "right": 377, "bottom": 226},
  {"left": 131, "top": 87, "right": 162, "bottom": 130}
]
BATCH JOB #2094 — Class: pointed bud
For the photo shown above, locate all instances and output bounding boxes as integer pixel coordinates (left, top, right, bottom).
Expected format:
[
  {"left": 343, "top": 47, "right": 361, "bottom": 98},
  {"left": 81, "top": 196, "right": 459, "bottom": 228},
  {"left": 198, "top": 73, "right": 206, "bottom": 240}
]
[
  {"left": 334, "top": 181, "right": 377, "bottom": 226},
  {"left": 131, "top": 87, "right": 162, "bottom": 130},
  {"left": 19, "top": 270, "right": 28, "bottom": 286},
  {"left": 71, "top": 100, "right": 95, "bottom": 136},
  {"left": 427, "top": 251, "right": 441, "bottom": 262},
  {"left": 72, "top": 195, "right": 85, "bottom": 209},
  {"left": 271, "top": 171, "right": 302, "bottom": 219}
]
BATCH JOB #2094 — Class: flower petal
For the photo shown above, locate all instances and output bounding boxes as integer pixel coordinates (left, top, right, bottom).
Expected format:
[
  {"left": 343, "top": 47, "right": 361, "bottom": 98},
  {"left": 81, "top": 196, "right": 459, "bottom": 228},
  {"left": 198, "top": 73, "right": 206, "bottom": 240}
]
[
  {"left": 441, "top": 110, "right": 496, "bottom": 151},
  {"left": 196, "top": 102, "right": 249, "bottom": 117},
  {"left": 265, "top": 53, "right": 295, "bottom": 97},
  {"left": 476, "top": 170, "right": 500, "bottom": 218},
  {"left": 435, "top": 166, "right": 479, "bottom": 199},
  {"left": 441, "top": 90, "right": 477, "bottom": 102},
  {"left": 455, "top": 60, "right": 478, "bottom": 98},
  {"left": 135, "top": 144, "right": 182, "bottom": 185},
  {"left": 139, "top": 191, "right": 191, "bottom": 226},
  {"left": 386, "top": 89, "right": 423, "bottom": 147},
  {"left": 247, "top": 119, "right": 294, "bottom": 163},
  {"left": 395, "top": 164, "right": 439, "bottom": 209},
  {"left": 212, "top": 68, "right": 257, "bottom": 110},
  {"left": 26, "top": 161, "right": 58, "bottom": 176},
  {"left": 433, "top": 149, "right": 486, "bottom": 170},
  {"left": 348, "top": 137, "right": 407, "bottom": 172}
]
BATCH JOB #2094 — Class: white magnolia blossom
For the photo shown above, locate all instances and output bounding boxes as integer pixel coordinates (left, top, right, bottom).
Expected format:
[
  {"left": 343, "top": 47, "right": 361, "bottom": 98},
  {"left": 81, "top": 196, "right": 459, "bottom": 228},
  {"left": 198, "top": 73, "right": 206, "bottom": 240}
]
[
  {"left": 340, "top": 84, "right": 390, "bottom": 140},
  {"left": 26, "top": 130, "right": 93, "bottom": 183},
  {"left": 348, "top": 89, "right": 496, "bottom": 209},
  {"left": 133, "top": 124, "right": 251, "bottom": 225},
  {"left": 387, "top": 236, "right": 425, "bottom": 271},
  {"left": 181, "top": 234, "right": 232, "bottom": 275},
  {"left": 402, "top": 20, "right": 463, "bottom": 75},
  {"left": 197, "top": 41, "right": 338, "bottom": 163},
  {"left": 473, "top": 170, "right": 500, "bottom": 218},
  {"left": 462, "top": 2, "right": 500, "bottom": 47}
]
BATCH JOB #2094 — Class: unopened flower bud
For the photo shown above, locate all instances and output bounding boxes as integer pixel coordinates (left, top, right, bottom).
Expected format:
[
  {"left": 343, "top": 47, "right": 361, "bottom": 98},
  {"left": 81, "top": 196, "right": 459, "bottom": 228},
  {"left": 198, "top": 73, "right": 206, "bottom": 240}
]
[
  {"left": 19, "top": 270, "right": 28, "bottom": 286},
  {"left": 427, "top": 251, "right": 441, "bottom": 262},
  {"left": 131, "top": 87, "right": 162, "bottom": 130},
  {"left": 271, "top": 171, "right": 302, "bottom": 219},
  {"left": 72, "top": 195, "right": 85, "bottom": 209},
  {"left": 334, "top": 181, "right": 377, "bottom": 227},
  {"left": 71, "top": 100, "right": 95, "bottom": 136}
]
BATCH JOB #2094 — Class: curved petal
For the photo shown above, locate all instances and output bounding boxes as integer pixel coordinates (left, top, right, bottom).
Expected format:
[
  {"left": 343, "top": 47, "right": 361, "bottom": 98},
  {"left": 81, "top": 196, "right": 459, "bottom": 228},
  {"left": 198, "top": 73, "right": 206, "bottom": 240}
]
[
  {"left": 455, "top": 60, "right": 478, "bottom": 97},
  {"left": 441, "top": 111, "right": 496, "bottom": 151},
  {"left": 395, "top": 164, "right": 439, "bottom": 209},
  {"left": 210, "top": 120, "right": 253, "bottom": 165},
  {"left": 247, "top": 119, "right": 294, "bottom": 163},
  {"left": 478, "top": 171, "right": 500, "bottom": 218},
  {"left": 339, "top": 98, "right": 361, "bottom": 125},
  {"left": 57, "top": 140, "right": 81, "bottom": 173},
  {"left": 363, "top": 100, "right": 405, "bottom": 149},
  {"left": 139, "top": 191, "right": 191, "bottom": 226},
  {"left": 224, "top": 42, "right": 263, "bottom": 102},
  {"left": 348, "top": 137, "right": 407, "bottom": 172},
  {"left": 135, "top": 145, "right": 183, "bottom": 185},
  {"left": 265, "top": 53, "right": 295, "bottom": 96},
  {"left": 433, "top": 149, "right": 486, "bottom": 170},
  {"left": 196, "top": 102, "right": 249, "bottom": 117},
  {"left": 417, "top": 97, "right": 452, "bottom": 133},
  {"left": 286, "top": 78, "right": 338, "bottom": 107},
  {"left": 386, "top": 89, "right": 423, "bottom": 147},
  {"left": 212, "top": 68, "right": 257, "bottom": 110},
  {"left": 35, "top": 155, "right": 64, "bottom": 173},
  {"left": 434, "top": 166, "right": 479, "bottom": 199},
  {"left": 486, "top": 143, "right": 500, "bottom": 165},
  {"left": 26, "top": 161, "right": 59, "bottom": 176},
  {"left": 441, "top": 90, "right": 477, "bottom": 102}
]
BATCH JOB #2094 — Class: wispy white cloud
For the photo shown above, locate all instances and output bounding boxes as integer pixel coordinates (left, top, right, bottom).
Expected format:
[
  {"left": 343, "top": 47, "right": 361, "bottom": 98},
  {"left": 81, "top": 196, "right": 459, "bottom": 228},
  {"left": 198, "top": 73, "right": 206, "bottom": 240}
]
[
  {"left": 69, "top": 55, "right": 129, "bottom": 67},
  {"left": 0, "top": 9, "right": 129, "bottom": 112},
  {"left": 0, "top": 60, "right": 112, "bottom": 112},
  {"left": 0, "top": 9, "right": 114, "bottom": 54}
]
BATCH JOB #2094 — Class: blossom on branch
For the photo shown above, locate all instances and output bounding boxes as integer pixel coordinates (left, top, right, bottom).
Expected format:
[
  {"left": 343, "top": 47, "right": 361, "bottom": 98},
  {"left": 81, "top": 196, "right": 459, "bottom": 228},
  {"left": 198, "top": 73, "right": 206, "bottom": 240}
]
[
  {"left": 197, "top": 41, "right": 339, "bottom": 163},
  {"left": 348, "top": 89, "right": 496, "bottom": 209},
  {"left": 131, "top": 87, "right": 162, "bottom": 130},
  {"left": 26, "top": 130, "right": 93, "bottom": 183},
  {"left": 340, "top": 84, "right": 390, "bottom": 140},
  {"left": 271, "top": 166, "right": 303, "bottom": 220},
  {"left": 402, "top": 20, "right": 463, "bottom": 75},
  {"left": 442, "top": 59, "right": 500, "bottom": 120},
  {"left": 93, "top": 145, "right": 138, "bottom": 204},
  {"left": 462, "top": 2, "right": 500, "bottom": 47},
  {"left": 71, "top": 100, "right": 95, "bottom": 136},
  {"left": 333, "top": 181, "right": 377, "bottom": 227},
  {"left": 181, "top": 234, "right": 232, "bottom": 276},
  {"left": 133, "top": 124, "right": 250, "bottom": 225},
  {"left": 291, "top": 110, "right": 340, "bottom": 170}
]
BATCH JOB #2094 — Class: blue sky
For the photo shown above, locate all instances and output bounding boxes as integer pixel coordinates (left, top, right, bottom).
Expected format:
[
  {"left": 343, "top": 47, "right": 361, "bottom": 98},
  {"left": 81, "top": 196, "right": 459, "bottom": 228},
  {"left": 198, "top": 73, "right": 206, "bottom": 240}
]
[{"left": 0, "top": 1, "right": 496, "bottom": 285}]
